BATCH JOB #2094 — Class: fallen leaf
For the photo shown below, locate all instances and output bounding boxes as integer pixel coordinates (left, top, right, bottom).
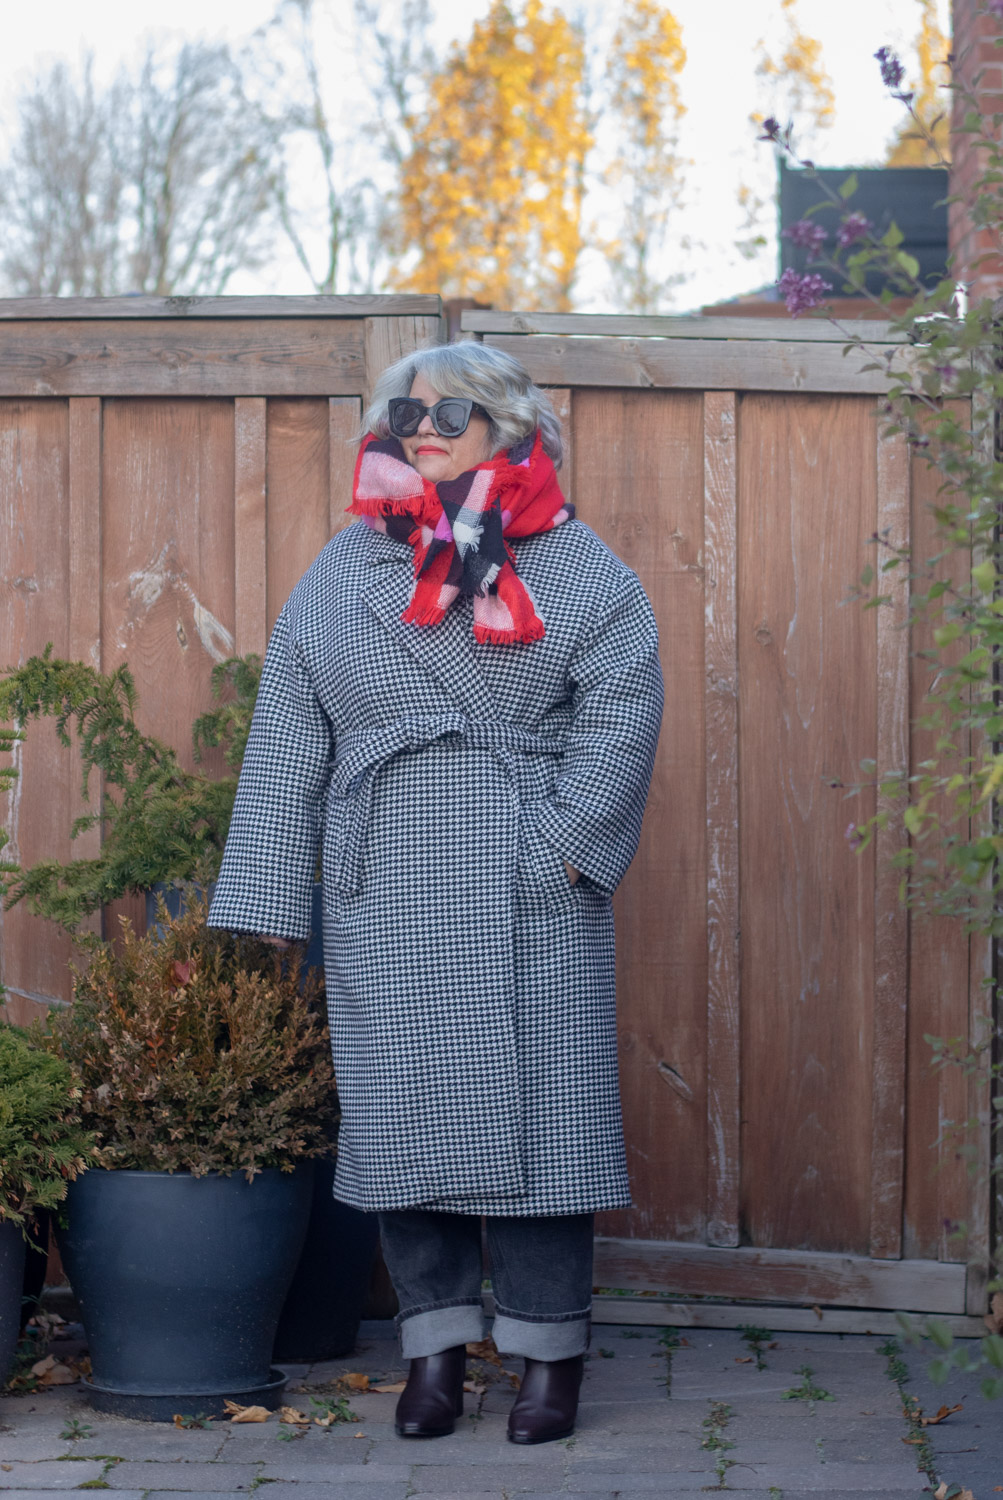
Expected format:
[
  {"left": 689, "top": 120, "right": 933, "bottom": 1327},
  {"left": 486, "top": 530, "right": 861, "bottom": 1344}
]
[
  {"left": 920, "top": 1402, "right": 964, "bottom": 1426},
  {"left": 934, "top": 1486, "right": 975, "bottom": 1500},
  {"left": 370, "top": 1380, "right": 407, "bottom": 1393},
  {"left": 767, "top": 1341, "right": 778, "bottom": 1349},
  {"left": 30, "top": 1355, "right": 77, "bottom": 1387},
  {"left": 811, "top": 1305, "right": 823, "bottom": 1321},
  {"left": 340, "top": 1373, "right": 370, "bottom": 1392},
  {"left": 902, "top": 1436, "right": 923, "bottom": 1444},
  {"left": 465, "top": 1337, "right": 505, "bottom": 1370},
  {"left": 2, "top": 1464, "right": 12, "bottom": 1472},
  {"left": 984, "top": 1291, "right": 1003, "bottom": 1336},
  {"left": 734, "top": 1356, "right": 754, "bottom": 1364},
  {"left": 679, "top": 1337, "right": 692, "bottom": 1347},
  {"left": 223, "top": 1401, "right": 269, "bottom": 1424},
  {"left": 279, "top": 1406, "right": 310, "bottom": 1426},
  {"left": 353, "top": 1432, "right": 366, "bottom": 1439},
  {"left": 313, "top": 1414, "right": 336, "bottom": 1427}
]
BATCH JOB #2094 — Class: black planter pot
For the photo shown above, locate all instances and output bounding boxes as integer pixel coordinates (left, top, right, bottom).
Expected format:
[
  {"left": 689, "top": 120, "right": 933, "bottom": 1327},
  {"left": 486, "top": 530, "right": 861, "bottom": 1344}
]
[
  {"left": 273, "top": 1160, "right": 379, "bottom": 1362},
  {"left": 20, "top": 1209, "right": 50, "bottom": 1331},
  {"left": 58, "top": 1166, "right": 313, "bottom": 1420},
  {"left": 0, "top": 1221, "right": 27, "bottom": 1387}
]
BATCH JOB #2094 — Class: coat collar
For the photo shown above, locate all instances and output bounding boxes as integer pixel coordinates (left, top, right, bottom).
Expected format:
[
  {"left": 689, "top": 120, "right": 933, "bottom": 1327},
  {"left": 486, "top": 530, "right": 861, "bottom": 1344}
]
[{"left": 361, "top": 524, "right": 498, "bottom": 723}]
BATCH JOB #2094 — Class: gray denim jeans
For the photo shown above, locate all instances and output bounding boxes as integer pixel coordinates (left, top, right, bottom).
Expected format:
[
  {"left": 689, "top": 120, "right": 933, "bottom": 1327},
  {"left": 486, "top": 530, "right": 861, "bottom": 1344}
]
[{"left": 377, "top": 1209, "right": 594, "bottom": 1361}]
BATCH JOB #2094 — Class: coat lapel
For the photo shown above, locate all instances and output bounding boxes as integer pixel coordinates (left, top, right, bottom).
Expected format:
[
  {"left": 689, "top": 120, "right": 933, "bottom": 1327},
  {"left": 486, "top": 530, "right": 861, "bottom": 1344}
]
[{"left": 362, "top": 527, "right": 498, "bottom": 723}]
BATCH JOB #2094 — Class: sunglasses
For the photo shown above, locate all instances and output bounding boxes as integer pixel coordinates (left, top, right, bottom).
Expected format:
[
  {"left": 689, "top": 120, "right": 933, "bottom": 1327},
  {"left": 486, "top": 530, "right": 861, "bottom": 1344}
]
[{"left": 387, "top": 396, "right": 490, "bottom": 439}]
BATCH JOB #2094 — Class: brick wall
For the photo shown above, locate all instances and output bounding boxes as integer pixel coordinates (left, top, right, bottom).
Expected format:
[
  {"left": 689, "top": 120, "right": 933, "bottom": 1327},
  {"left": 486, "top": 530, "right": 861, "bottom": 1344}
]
[{"left": 950, "top": 0, "right": 1003, "bottom": 298}]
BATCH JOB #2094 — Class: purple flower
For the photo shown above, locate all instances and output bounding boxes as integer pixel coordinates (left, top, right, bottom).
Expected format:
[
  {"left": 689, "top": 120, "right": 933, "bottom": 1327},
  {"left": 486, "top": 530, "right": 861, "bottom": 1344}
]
[
  {"left": 845, "top": 823, "right": 864, "bottom": 852},
  {"left": 933, "top": 363, "right": 958, "bottom": 380},
  {"left": 777, "top": 267, "right": 832, "bottom": 317},
  {"left": 875, "top": 45, "right": 906, "bottom": 91},
  {"left": 782, "top": 218, "right": 827, "bottom": 254},
  {"left": 986, "top": 0, "right": 1003, "bottom": 18},
  {"left": 837, "top": 212, "right": 872, "bottom": 248},
  {"left": 760, "top": 116, "right": 781, "bottom": 141}
]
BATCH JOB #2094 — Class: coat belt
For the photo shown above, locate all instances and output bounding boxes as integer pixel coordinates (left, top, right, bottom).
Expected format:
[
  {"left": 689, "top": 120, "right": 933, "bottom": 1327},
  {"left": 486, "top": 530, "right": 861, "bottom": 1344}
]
[{"left": 327, "top": 714, "right": 565, "bottom": 895}]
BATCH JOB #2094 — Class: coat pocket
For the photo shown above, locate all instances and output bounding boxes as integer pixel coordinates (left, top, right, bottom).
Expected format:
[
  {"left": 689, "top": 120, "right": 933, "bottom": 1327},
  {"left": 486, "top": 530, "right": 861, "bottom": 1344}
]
[{"left": 519, "top": 800, "right": 580, "bottom": 916}]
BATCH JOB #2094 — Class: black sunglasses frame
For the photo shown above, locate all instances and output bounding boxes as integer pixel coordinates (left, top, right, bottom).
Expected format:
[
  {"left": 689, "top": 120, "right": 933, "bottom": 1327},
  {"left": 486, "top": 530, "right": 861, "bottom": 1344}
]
[{"left": 387, "top": 396, "right": 491, "bottom": 439}]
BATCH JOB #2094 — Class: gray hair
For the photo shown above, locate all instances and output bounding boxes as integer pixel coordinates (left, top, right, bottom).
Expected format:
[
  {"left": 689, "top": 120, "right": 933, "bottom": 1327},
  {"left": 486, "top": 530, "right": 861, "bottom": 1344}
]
[{"left": 361, "top": 342, "right": 565, "bottom": 469}]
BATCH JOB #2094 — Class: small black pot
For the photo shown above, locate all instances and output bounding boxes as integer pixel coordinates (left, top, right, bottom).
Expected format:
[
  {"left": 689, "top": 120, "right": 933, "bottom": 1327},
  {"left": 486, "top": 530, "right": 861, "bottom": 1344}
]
[
  {"left": 20, "top": 1209, "right": 50, "bottom": 1331},
  {"left": 58, "top": 1166, "right": 312, "bottom": 1420},
  {"left": 0, "top": 1221, "right": 27, "bottom": 1387},
  {"left": 273, "top": 1160, "right": 379, "bottom": 1362}
]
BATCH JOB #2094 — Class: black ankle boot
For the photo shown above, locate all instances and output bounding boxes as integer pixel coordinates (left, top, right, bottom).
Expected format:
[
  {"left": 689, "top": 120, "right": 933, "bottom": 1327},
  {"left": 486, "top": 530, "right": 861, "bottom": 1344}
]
[
  {"left": 394, "top": 1344, "right": 467, "bottom": 1438},
  {"left": 507, "top": 1353, "right": 584, "bottom": 1444}
]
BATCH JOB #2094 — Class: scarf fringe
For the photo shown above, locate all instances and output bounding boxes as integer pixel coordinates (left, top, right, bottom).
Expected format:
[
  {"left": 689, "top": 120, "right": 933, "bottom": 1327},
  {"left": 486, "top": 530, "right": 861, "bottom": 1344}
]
[
  {"left": 349, "top": 493, "right": 439, "bottom": 523},
  {"left": 402, "top": 598, "right": 449, "bottom": 628},
  {"left": 473, "top": 617, "right": 546, "bottom": 646}
]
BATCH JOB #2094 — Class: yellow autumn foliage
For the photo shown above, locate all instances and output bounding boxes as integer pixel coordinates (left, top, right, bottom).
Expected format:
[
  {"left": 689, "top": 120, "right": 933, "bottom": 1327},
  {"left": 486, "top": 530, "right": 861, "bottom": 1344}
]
[
  {"left": 392, "top": 0, "right": 590, "bottom": 309},
  {"left": 887, "top": 0, "right": 951, "bottom": 166},
  {"left": 604, "top": 0, "right": 686, "bottom": 313},
  {"left": 753, "top": 0, "right": 835, "bottom": 138}
]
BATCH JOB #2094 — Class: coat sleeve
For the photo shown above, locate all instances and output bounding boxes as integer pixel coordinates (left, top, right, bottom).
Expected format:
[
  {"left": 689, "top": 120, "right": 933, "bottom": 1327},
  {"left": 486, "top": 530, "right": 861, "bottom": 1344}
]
[
  {"left": 532, "top": 573, "right": 664, "bottom": 897},
  {"left": 207, "top": 603, "right": 334, "bottom": 940}
]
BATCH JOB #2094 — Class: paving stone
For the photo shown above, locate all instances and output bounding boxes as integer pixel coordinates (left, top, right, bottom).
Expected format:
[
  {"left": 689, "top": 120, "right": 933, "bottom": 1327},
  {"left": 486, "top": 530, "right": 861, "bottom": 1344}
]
[
  {"left": 408, "top": 1466, "right": 575, "bottom": 1494},
  {"left": 74, "top": 1432, "right": 226, "bottom": 1462},
  {"left": 571, "top": 1399, "right": 707, "bottom": 1434},
  {"left": 569, "top": 1451, "right": 718, "bottom": 1477},
  {"left": 776, "top": 1494, "right": 927, "bottom": 1500},
  {"left": 104, "top": 1462, "right": 260, "bottom": 1491},
  {"left": 221, "top": 1432, "right": 373, "bottom": 1463},
  {"left": 259, "top": 1461, "right": 410, "bottom": 1485},
  {"left": 247, "top": 1487, "right": 409, "bottom": 1500},
  {"left": 0, "top": 1438, "right": 73, "bottom": 1462},
  {"left": 677, "top": 1462, "right": 930, "bottom": 1490},
  {"left": 561, "top": 1474, "right": 717, "bottom": 1493},
  {"left": 0, "top": 1461, "right": 107, "bottom": 1488},
  {"left": 364, "top": 1439, "right": 566, "bottom": 1467}
]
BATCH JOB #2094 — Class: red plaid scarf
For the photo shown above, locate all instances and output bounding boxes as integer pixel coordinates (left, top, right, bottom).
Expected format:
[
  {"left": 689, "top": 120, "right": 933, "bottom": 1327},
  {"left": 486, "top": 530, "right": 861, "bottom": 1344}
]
[{"left": 349, "top": 430, "right": 574, "bottom": 644}]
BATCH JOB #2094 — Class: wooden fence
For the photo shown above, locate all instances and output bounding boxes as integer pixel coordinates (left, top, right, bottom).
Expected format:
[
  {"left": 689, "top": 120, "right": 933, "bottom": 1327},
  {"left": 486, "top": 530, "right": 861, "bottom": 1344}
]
[{"left": 0, "top": 298, "right": 994, "bottom": 1331}]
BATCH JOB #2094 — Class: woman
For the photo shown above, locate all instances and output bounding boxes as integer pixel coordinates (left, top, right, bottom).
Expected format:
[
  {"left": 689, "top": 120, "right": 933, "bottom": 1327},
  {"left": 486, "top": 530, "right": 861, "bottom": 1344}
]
[{"left": 209, "top": 341, "right": 663, "bottom": 1445}]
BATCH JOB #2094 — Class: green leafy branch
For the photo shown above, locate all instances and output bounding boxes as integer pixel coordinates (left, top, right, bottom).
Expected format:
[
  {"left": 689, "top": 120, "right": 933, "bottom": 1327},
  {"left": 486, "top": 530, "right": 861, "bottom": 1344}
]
[{"left": 0, "top": 646, "right": 260, "bottom": 936}]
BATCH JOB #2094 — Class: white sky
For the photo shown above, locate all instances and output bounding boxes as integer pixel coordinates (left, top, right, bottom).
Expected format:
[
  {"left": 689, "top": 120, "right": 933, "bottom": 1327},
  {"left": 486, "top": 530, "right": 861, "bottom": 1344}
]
[{"left": 0, "top": 0, "right": 951, "bottom": 313}]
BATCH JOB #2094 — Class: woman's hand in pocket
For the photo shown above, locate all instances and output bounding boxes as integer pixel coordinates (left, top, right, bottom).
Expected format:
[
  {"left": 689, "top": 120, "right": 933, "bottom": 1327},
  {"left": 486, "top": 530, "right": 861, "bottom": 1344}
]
[{"left": 564, "top": 861, "right": 580, "bottom": 886}]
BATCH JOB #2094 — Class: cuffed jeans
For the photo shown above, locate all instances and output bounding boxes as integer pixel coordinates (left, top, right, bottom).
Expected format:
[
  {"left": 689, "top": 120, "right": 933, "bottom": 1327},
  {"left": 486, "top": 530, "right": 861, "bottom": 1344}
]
[{"left": 378, "top": 1210, "right": 594, "bottom": 1361}]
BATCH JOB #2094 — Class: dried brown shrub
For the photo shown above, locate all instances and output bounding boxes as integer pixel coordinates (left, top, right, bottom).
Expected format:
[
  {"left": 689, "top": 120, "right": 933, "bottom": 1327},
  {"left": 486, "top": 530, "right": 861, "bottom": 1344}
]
[{"left": 44, "top": 891, "right": 338, "bottom": 1179}]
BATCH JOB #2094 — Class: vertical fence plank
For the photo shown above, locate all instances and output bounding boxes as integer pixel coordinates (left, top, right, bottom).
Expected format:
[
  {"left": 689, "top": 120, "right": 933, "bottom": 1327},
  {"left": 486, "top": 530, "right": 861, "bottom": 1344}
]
[
  {"left": 903, "top": 433, "right": 971, "bottom": 1264},
  {"left": 363, "top": 314, "right": 445, "bottom": 404},
  {"left": 544, "top": 387, "right": 574, "bottom": 498},
  {"left": 234, "top": 397, "right": 267, "bottom": 660},
  {"left": 329, "top": 397, "right": 362, "bottom": 537},
  {"left": 739, "top": 395, "right": 878, "bottom": 1255},
  {"left": 0, "top": 400, "right": 72, "bottom": 1016},
  {"left": 704, "top": 391, "right": 741, "bottom": 1248},
  {"left": 965, "top": 369, "right": 996, "bottom": 1312},
  {"left": 266, "top": 400, "right": 331, "bottom": 632},
  {"left": 68, "top": 397, "right": 103, "bottom": 942},
  {"left": 870, "top": 427, "right": 911, "bottom": 1259}
]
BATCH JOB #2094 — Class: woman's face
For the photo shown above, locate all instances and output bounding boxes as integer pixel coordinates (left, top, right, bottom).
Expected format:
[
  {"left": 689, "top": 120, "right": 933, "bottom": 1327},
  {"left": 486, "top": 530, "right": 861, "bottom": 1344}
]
[{"left": 399, "top": 373, "right": 495, "bottom": 484}]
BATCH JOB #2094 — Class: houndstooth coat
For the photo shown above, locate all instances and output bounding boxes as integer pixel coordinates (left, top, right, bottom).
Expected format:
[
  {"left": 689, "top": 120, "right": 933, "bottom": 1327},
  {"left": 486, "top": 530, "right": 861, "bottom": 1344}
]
[{"left": 208, "top": 517, "right": 663, "bottom": 1216}]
